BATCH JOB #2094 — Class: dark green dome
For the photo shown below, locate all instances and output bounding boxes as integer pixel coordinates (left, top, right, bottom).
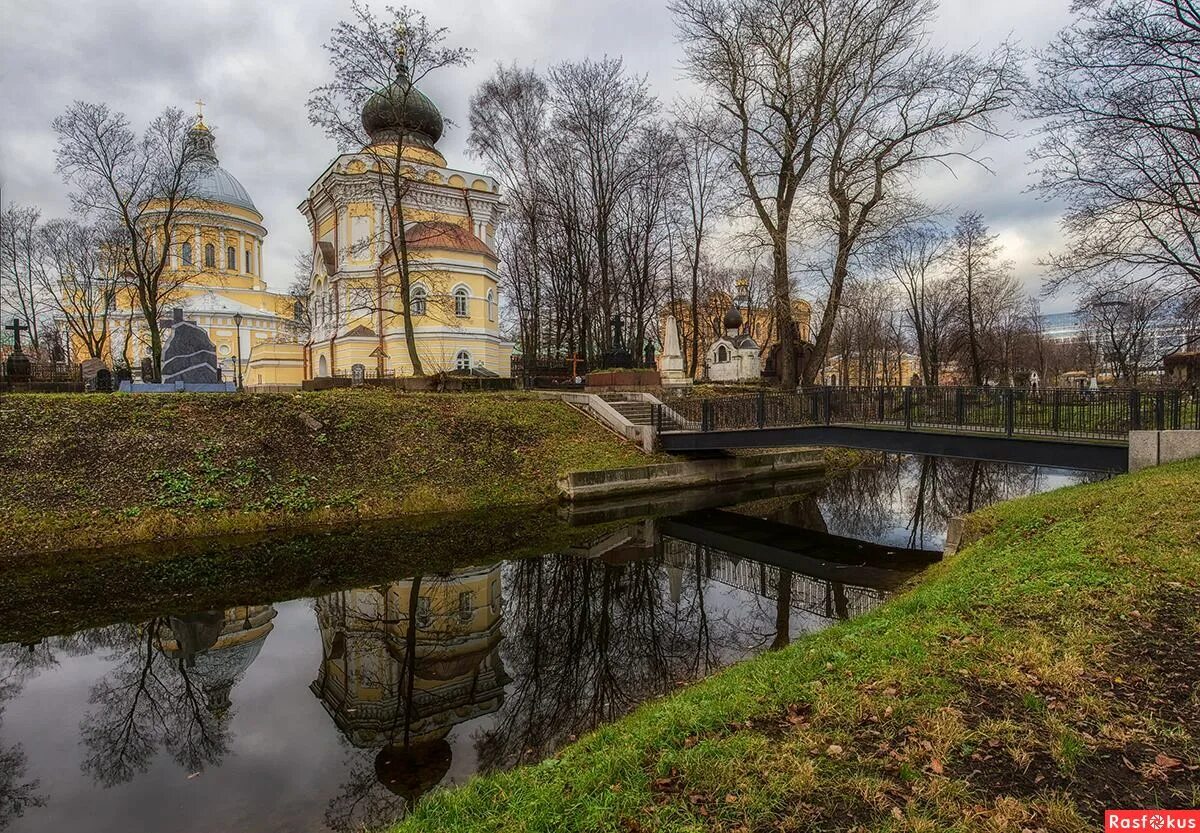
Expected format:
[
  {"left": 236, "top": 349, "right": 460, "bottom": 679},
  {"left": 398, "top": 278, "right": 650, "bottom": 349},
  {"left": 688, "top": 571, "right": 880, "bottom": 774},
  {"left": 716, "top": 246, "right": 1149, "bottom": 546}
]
[{"left": 362, "top": 65, "right": 443, "bottom": 148}]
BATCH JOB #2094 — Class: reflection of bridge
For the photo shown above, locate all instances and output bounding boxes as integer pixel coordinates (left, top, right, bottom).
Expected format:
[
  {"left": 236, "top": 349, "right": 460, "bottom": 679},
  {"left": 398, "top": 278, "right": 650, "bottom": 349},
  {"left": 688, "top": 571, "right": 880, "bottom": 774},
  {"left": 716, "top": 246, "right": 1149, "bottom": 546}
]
[
  {"left": 568, "top": 508, "right": 934, "bottom": 621},
  {"left": 661, "top": 537, "right": 887, "bottom": 621},
  {"left": 653, "top": 386, "right": 1200, "bottom": 472}
]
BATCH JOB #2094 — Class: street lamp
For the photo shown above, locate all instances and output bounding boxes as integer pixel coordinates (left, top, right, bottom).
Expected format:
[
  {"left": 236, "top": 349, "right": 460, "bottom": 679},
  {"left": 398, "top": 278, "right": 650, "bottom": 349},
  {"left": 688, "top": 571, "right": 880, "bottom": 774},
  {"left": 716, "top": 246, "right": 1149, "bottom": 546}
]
[{"left": 232, "top": 312, "right": 243, "bottom": 392}]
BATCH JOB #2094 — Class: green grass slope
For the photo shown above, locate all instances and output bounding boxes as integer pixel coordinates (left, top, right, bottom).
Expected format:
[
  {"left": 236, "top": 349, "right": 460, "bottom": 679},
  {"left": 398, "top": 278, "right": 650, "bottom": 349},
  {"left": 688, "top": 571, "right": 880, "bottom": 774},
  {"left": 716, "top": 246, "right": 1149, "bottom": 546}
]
[
  {"left": 391, "top": 459, "right": 1200, "bottom": 832},
  {"left": 0, "top": 391, "right": 653, "bottom": 559}
]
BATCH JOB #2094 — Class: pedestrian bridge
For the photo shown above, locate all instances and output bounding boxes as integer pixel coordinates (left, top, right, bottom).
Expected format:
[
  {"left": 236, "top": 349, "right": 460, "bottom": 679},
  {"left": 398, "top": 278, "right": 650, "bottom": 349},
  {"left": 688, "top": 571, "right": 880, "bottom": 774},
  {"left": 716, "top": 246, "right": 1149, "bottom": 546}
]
[{"left": 652, "top": 386, "right": 1200, "bottom": 473}]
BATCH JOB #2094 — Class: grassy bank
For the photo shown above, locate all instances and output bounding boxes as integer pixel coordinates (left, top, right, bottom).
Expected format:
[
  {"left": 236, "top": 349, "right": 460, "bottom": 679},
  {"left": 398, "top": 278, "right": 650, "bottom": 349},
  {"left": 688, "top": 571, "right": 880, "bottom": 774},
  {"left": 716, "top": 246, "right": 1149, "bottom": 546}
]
[
  {"left": 0, "top": 390, "right": 654, "bottom": 560},
  {"left": 393, "top": 459, "right": 1200, "bottom": 832}
]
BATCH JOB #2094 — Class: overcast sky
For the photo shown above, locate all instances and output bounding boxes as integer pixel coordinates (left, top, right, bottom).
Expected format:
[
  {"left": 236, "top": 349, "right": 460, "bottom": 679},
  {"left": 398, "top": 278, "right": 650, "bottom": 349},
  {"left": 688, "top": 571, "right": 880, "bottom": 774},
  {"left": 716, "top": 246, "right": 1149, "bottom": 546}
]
[{"left": 0, "top": 0, "right": 1077, "bottom": 310}]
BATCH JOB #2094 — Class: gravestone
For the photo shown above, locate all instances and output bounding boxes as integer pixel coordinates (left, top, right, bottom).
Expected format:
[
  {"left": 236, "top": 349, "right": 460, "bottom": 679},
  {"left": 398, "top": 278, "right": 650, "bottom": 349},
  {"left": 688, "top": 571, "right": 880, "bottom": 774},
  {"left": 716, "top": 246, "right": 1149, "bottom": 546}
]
[
  {"left": 643, "top": 342, "right": 656, "bottom": 368},
  {"left": 94, "top": 368, "right": 113, "bottom": 393},
  {"left": 161, "top": 309, "right": 220, "bottom": 385},
  {"left": 4, "top": 318, "right": 32, "bottom": 383},
  {"left": 659, "top": 315, "right": 687, "bottom": 384},
  {"left": 140, "top": 357, "right": 157, "bottom": 384},
  {"left": 602, "top": 314, "right": 633, "bottom": 369},
  {"left": 80, "top": 358, "right": 106, "bottom": 390},
  {"left": 115, "top": 366, "right": 133, "bottom": 387},
  {"left": 351, "top": 363, "right": 366, "bottom": 387}
]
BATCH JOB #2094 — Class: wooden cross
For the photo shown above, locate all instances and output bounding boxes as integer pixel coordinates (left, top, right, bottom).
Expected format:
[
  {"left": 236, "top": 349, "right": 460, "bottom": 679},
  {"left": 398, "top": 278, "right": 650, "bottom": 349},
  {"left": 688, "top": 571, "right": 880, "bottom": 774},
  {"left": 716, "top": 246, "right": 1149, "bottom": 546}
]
[
  {"left": 195, "top": 99, "right": 206, "bottom": 120},
  {"left": 4, "top": 318, "right": 29, "bottom": 354}
]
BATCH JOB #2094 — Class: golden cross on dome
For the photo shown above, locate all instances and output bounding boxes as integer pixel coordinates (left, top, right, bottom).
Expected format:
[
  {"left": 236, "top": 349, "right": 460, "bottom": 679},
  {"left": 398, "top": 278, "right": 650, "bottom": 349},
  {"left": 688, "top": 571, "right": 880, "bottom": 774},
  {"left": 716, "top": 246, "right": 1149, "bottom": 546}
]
[
  {"left": 194, "top": 98, "right": 208, "bottom": 128},
  {"left": 394, "top": 23, "right": 408, "bottom": 66}
]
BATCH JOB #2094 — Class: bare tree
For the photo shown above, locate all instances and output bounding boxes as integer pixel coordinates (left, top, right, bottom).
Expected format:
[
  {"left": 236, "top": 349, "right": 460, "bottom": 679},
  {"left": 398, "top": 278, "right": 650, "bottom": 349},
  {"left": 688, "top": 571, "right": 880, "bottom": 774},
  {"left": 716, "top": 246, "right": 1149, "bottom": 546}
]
[
  {"left": 672, "top": 0, "right": 838, "bottom": 387},
  {"left": 308, "top": 1, "right": 472, "bottom": 376},
  {"left": 549, "top": 58, "right": 657, "bottom": 356},
  {"left": 1081, "top": 289, "right": 1174, "bottom": 384},
  {"left": 806, "top": 8, "right": 1021, "bottom": 384},
  {"left": 36, "top": 218, "right": 125, "bottom": 360},
  {"left": 52, "top": 103, "right": 208, "bottom": 377},
  {"left": 673, "top": 105, "right": 730, "bottom": 376},
  {"left": 673, "top": 0, "right": 1019, "bottom": 386},
  {"left": 880, "top": 220, "right": 955, "bottom": 384},
  {"left": 948, "top": 212, "right": 1010, "bottom": 384},
  {"left": 0, "top": 203, "right": 51, "bottom": 355},
  {"left": 469, "top": 63, "right": 551, "bottom": 363},
  {"left": 1031, "top": 0, "right": 1200, "bottom": 306}
]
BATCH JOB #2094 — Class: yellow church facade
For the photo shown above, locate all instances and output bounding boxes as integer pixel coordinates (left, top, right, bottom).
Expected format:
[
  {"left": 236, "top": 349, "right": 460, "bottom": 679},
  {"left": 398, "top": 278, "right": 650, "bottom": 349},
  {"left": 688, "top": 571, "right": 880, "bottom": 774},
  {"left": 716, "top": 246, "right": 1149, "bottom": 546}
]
[
  {"left": 246, "top": 62, "right": 514, "bottom": 386},
  {"left": 79, "top": 69, "right": 514, "bottom": 386},
  {"left": 76, "top": 117, "right": 300, "bottom": 378}
]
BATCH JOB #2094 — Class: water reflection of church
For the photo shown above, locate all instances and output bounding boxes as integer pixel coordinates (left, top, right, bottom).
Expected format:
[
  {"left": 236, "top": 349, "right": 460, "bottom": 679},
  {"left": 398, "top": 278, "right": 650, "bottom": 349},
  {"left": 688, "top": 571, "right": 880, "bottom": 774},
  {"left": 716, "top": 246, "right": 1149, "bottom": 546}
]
[
  {"left": 310, "top": 564, "right": 508, "bottom": 800},
  {"left": 154, "top": 604, "right": 278, "bottom": 715}
]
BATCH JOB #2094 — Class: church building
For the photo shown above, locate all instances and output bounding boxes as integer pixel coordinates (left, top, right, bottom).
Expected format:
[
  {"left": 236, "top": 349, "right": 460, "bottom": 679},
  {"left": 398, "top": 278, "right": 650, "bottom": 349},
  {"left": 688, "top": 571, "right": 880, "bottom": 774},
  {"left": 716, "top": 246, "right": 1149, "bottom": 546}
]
[
  {"left": 247, "top": 61, "right": 513, "bottom": 385},
  {"left": 77, "top": 110, "right": 298, "bottom": 378}
]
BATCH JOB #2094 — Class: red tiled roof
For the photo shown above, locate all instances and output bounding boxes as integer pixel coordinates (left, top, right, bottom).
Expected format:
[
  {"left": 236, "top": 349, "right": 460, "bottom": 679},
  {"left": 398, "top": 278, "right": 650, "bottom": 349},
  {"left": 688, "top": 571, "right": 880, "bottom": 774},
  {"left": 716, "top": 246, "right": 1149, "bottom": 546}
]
[{"left": 404, "top": 221, "right": 496, "bottom": 259}]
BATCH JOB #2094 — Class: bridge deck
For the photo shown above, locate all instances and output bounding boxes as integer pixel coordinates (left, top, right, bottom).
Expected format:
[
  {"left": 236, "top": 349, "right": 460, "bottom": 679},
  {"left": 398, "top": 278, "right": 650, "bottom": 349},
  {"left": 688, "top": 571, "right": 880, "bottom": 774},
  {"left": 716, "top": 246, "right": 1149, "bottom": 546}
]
[
  {"left": 659, "top": 423, "right": 1129, "bottom": 471},
  {"left": 651, "top": 386, "right": 1182, "bottom": 472}
]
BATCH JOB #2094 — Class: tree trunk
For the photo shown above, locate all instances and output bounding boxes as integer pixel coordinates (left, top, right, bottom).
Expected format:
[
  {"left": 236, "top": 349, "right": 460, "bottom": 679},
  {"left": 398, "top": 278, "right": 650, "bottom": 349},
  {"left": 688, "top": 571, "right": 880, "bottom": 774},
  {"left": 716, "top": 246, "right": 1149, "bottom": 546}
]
[{"left": 771, "top": 235, "right": 797, "bottom": 387}]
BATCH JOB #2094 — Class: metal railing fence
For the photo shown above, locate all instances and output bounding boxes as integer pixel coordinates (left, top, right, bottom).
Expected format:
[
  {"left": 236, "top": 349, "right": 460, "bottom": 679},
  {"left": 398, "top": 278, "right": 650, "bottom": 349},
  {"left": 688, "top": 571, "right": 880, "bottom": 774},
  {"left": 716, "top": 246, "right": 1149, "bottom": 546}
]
[{"left": 652, "top": 385, "right": 1200, "bottom": 441}]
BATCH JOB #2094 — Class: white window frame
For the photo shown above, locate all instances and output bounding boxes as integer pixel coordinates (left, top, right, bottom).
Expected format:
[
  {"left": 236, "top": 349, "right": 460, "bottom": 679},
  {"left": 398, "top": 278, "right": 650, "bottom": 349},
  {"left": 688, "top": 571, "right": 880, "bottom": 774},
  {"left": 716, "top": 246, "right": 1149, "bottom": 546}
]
[
  {"left": 453, "top": 285, "right": 470, "bottom": 318},
  {"left": 411, "top": 284, "right": 428, "bottom": 316}
]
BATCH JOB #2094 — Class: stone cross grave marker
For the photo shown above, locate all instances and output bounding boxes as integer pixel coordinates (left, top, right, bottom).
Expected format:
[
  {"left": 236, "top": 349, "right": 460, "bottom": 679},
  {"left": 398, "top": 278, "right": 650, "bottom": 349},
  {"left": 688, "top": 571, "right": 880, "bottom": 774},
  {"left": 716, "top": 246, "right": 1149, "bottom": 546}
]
[{"left": 4, "top": 318, "right": 32, "bottom": 382}]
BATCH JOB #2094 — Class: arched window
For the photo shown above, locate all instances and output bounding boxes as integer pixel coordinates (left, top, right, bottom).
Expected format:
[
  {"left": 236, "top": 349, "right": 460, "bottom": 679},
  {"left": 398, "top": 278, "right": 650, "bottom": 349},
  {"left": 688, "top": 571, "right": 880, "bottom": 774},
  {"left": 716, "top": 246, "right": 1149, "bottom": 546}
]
[
  {"left": 486, "top": 289, "right": 496, "bottom": 322},
  {"left": 245, "top": 249, "right": 253, "bottom": 274},
  {"left": 318, "top": 354, "right": 329, "bottom": 377},
  {"left": 204, "top": 243, "right": 215, "bottom": 268},
  {"left": 226, "top": 246, "right": 236, "bottom": 270},
  {"left": 181, "top": 242, "right": 193, "bottom": 265},
  {"left": 411, "top": 285, "right": 427, "bottom": 316},
  {"left": 716, "top": 344, "right": 729, "bottom": 363},
  {"left": 453, "top": 286, "right": 470, "bottom": 318},
  {"left": 455, "top": 350, "right": 472, "bottom": 371}
]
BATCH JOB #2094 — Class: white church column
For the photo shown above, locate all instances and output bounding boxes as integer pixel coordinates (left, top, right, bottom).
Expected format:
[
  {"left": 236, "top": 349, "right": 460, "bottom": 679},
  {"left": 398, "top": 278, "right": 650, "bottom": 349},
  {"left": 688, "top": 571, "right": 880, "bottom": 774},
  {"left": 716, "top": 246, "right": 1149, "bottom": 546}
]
[
  {"left": 218, "top": 229, "right": 225, "bottom": 273},
  {"left": 238, "top": 231, "right": 246, "bottom": 274},
  {"left": 193, "top": 225, "right": 201, "bottom": 269}
]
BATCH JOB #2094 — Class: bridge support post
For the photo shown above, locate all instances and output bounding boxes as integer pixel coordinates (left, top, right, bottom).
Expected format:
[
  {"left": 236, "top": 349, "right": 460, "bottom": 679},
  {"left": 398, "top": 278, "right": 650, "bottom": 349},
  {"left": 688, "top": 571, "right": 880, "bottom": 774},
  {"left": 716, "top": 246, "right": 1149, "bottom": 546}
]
[
  {"left": 1156, "top": 390, "right": 1165, "bottom": 430},
  {"left": 1004, "top": 389, "right": 1015, "bottom": 437},
  {"left": 1129, "top": 390, "right": 1142, "bottom": 431},
  {"left": 756, "top": 390, "right": 766, "bottom": 428},
  {"left": 955, "top": 388, "right": 965, "bottom": 426},
  {"left": 702, "top": 400, "right": 712, "bottom": 432},
  {"left": 1052, "top": 389, "right": 1061, "bottom": 432},
  {"left": 903, "top": 387, "right": 913, "bottom": 430},
  {"left": 823, "top": 385, "right": 833, "bottom": 425},
  {"left": 877, "top": 387, "right": 886, "bottom": 422}
]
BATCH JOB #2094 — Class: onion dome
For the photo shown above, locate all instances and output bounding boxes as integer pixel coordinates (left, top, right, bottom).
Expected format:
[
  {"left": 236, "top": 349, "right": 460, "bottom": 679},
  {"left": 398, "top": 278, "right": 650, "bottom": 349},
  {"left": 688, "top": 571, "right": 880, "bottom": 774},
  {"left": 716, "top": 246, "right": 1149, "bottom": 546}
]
[
  {"left": 723, "top": 304, "right": 744, "bottom": 332},
  {"left": 186, "top": 121, "right": 257, "bottom": 212},
  {"left": 362, "top": 60, "right": 444, "bottom": 149},
  {"left": 375, "top": 739, "right": 453, "bottom": 800}
]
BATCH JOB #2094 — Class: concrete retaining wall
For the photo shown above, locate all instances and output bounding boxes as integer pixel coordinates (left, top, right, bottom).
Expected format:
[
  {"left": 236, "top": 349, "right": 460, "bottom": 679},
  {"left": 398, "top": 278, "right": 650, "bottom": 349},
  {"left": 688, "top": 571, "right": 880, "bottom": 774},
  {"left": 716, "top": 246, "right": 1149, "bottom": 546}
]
[
  {"left": 1129, "top": 430, "right": 1200, "bottom": 473},
  {"left": 558, "top": 449, "right": 824, "bottom": 501}
]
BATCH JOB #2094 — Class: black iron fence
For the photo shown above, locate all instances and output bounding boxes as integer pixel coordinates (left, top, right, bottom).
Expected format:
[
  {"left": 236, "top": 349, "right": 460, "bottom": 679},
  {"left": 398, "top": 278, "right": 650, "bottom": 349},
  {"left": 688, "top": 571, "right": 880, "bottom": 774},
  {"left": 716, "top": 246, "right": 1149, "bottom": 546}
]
[
  {"left": 0, "top": 360, "right": 85, "bottom": 393},
  {"left": 655, "top": 386, "right": 1200, "bottom": 441}
]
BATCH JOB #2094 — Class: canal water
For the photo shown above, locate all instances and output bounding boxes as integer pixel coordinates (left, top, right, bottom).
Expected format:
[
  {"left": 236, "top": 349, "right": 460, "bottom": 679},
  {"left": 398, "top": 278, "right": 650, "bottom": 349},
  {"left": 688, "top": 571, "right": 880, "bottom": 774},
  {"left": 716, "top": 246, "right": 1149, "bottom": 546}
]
[{"left": 0, "top": 455, "right": 1099, "bottom": 833}]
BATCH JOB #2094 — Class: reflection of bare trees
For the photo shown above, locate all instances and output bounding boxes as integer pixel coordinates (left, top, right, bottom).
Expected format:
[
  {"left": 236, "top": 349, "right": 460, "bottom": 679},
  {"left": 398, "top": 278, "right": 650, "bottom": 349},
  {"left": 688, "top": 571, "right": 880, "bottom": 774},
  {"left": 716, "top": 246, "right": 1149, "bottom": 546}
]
[
  {"left": 473, "top": 549, "right": 784, "bottom": 773},
  {"left": 0, "top": 644, "right": 50, "bottom": 830},
  {"left": 78, "top": 606, "right": 275, "bottom": 787},
  {"left": 819, "top": 454, "right": 1103, "bottom": 549}
]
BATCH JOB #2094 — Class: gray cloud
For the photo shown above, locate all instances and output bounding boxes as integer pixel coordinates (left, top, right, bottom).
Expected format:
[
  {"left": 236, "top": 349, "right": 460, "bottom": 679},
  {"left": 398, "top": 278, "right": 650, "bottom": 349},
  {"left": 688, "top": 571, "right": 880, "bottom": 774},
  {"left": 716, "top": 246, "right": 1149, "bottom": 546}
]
[{"left": 0, "top": 0, "right": 1076, "bottom": 309}]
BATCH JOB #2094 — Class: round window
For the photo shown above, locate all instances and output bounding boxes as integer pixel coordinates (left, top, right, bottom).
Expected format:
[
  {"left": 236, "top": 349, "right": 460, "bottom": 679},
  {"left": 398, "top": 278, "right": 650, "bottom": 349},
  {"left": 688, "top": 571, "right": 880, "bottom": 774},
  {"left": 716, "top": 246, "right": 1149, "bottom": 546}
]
[{"left": 218, "top": 344, "right": 232, "bottom": 355}]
